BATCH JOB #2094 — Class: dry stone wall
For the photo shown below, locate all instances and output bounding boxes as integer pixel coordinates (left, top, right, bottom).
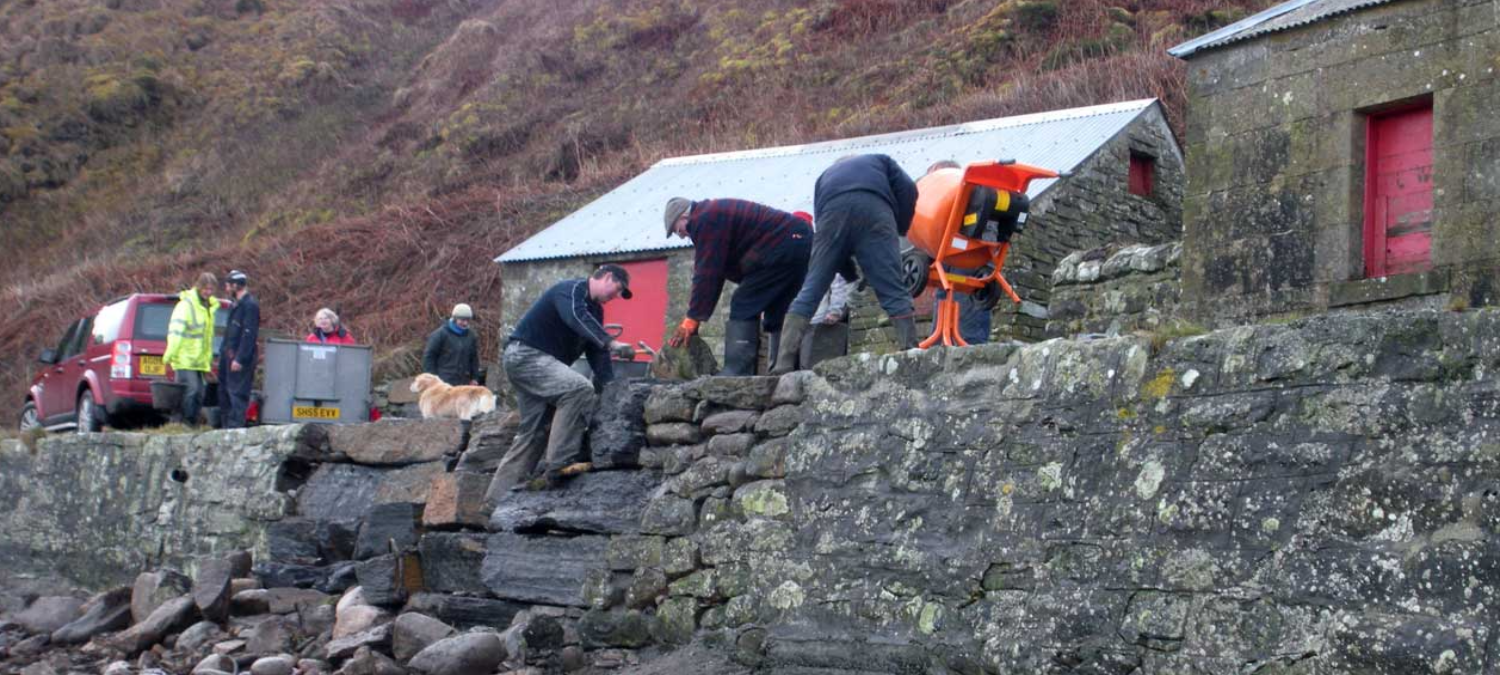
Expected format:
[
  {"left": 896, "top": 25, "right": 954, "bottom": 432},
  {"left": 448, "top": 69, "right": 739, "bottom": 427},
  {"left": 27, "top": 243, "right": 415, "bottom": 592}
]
[{"left": 1046, "top": 242, "right": 1183, "bottom": 338}]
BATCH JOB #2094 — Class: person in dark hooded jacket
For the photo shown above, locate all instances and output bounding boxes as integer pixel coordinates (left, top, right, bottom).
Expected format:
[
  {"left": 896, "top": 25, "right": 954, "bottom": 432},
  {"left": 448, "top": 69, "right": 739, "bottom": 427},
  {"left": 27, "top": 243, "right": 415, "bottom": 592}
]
[{"left": 423, "top": 303, "right": 480, "bottom": 386}]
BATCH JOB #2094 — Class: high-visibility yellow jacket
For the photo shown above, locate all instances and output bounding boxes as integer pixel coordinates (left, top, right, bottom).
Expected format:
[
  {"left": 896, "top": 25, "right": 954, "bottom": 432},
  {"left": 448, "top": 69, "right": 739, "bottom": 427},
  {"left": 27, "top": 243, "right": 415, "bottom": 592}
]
[{"left": 163, "top": 289, "right": 220, "bottom": 373}]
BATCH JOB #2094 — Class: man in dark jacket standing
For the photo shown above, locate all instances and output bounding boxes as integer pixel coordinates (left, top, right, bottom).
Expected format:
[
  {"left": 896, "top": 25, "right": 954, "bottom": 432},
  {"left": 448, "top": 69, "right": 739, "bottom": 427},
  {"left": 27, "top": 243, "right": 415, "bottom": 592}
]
[
  {"left": 476, "top": 265, "right": 635, "bottom": 503},
  {"left": 218, "top": 270, "right": 259, "bottom": 428},
  {"left": 773, "top": 154, "right": 920, "bottom": 374},
  {"left": 424, "top": 303, "right": 480, "bottom": 386},
  {"left": 662, "top": 197, "right": 811, "bottom": 375}
]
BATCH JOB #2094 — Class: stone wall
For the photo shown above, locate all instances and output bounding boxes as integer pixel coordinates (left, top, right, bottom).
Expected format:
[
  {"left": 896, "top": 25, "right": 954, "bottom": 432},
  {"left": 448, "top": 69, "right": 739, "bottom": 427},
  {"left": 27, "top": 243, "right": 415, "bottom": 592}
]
[
  {"left": 0, "top": 425, "right": 322, "bottom": 589},
  {"left": 1046, "top": 242, "right": 1183, "bottom": 338},
  {"left": 849, "top": 103, "right": 1185, "bottom": 350},
  {"left": 1179, "top": 0, "right": 1500, "bottom": 324}
]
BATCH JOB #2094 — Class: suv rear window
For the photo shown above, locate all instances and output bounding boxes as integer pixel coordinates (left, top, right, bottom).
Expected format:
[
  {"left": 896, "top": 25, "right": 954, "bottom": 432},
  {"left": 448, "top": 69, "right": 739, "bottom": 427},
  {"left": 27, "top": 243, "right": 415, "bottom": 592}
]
[
  {"left": 134, "top": 303, "right": 173, "bottom": 341},
  {"left": 92, "top": 300, "right": 129, "bottom": 344}
]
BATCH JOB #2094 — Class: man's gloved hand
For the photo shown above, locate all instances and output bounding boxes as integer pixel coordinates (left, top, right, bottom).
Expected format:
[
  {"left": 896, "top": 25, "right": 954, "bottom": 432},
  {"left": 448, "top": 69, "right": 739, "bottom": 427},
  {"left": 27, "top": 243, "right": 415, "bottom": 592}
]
[
  {"left": 668, "top": 318, "right": 699, "bottom": 348},
  {"left": 610, "top": 340, "right": 636, "bottom": 360}
]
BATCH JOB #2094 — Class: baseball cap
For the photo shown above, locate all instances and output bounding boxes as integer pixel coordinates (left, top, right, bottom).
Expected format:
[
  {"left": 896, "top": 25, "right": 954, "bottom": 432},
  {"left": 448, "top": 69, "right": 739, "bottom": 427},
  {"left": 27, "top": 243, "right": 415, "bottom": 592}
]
[
  {"left": 663, "top": 197, "right": 692, "bottom": 237},
  {"left": 598, "top": 263, "right": 633, "bottom": 300}
]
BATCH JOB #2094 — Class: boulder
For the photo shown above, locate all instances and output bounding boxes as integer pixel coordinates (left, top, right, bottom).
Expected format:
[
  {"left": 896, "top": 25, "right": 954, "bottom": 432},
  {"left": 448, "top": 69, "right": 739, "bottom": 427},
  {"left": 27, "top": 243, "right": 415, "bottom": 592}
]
[
  {"left": 244, "top": 615, "right": 293, "bottom": 655},
  {"left": 407, "top": 631, "right": 506, "bottom": 675},
  {"left": 481, "top": 533, "right": 609, "bottom": 606},
  {"left": 132, "top": 570, "right": 192, "bottom": 624},
  {"left": 50, "top": 587, "right": 131, "bottom": 644},
  {"left": 334, "top": 601, "right": 389, "bottom": 640},
  {"left": 340, "top": 646, "right": 405, "bottom": 675},
  {"left": 588, "top": 380, "right": 654, "bottom": 469},
  {"left": 578, "top": 609, "right": 652, "bottom": 649},
  {"left": 249, "top": 655, "right": 296, "bottom": 675},
  {"left": 231, "top": 589, "right": 271, "bottom": 615},
  {"left": 263, "top": 587, "right": 330, "bottom": 614},
  {"left": 15, "top": 595, "right": 84, "bottom": 635},
  {"left": 176, "top": 620, "right": 224, "bottom": 653},
  {"left": 109, "top": 595, "right": 196, "bottom": 654},
  {"left": 392, "top": 612, "right": 456, "bottom": 662},
  {"left": 253, "top": 561, "right": 357, "bottom": 593},
  {"left": 355, "top": 553, "right": 421, "bottom": 607},
  {"left": 323, "top": 623, "right": 391, "bottom": 661},
  {"left": 326, "top": 418, "right": 463, "bottom": 465},
  {"left": 192, "top": 555, "right": 239, "bottom": 622},
  {"left": 488, "top": 470, "right": 661, "bottom": 535},
  {"left": 192, "top": 654, "right": 237, "bottom": 673},
  {"left": 649, "top": 336, "right": 718, "bottom": 381},
  {"left": 354, "top": 502, "right": 422, "bottom": 560}
]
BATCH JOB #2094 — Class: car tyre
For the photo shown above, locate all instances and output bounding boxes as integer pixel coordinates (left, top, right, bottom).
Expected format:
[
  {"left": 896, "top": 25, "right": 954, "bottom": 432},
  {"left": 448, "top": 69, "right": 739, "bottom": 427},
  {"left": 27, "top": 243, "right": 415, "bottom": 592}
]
[
  {"left": 18, "top": 401, "right": 40, "bottom": 433},
  {"left": 77, "top": 391, "right": 101, "bottom": 434}
]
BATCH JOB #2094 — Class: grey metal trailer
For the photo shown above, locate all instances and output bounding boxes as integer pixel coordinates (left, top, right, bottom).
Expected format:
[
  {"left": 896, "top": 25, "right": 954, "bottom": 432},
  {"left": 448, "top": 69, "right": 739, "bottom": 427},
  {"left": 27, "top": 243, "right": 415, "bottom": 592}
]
[{"left": 261, "top": 338, "right": 373, "bottom": 425}]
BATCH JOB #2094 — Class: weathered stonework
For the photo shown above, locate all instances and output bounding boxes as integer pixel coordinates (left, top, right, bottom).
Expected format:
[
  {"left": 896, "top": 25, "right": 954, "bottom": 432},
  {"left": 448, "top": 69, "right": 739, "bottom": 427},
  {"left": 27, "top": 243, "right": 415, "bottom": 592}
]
[
  {"left": 1047, "top": 241, "right": 1184, "bottom": 338},
  {"left": 1179, "top": 0, "right": 1500, "bottom": 323},
  {"left": 0, "top": 425, "right": 324, "bottom": 587}
]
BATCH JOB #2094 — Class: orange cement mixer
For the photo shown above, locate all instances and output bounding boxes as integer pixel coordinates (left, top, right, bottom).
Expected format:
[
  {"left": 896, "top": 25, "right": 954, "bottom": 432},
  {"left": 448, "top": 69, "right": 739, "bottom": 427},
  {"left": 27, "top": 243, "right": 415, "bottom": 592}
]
[{"left": 902, "top": 160, "right": 1059, "bottom": 347}]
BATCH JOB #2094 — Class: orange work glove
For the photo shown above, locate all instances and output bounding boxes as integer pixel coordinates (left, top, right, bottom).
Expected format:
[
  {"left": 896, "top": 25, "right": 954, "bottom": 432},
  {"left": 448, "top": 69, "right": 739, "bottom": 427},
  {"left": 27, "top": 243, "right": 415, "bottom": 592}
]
[{"left": 668, "top": 318, "right": 699, "bottom": 348}]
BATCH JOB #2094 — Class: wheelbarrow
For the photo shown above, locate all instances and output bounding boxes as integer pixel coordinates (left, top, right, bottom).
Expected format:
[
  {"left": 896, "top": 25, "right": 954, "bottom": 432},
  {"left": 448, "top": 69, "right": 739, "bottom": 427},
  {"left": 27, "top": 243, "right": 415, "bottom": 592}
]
[{"left": 902, "top": 159, "right": 1059, "bottom": 347}]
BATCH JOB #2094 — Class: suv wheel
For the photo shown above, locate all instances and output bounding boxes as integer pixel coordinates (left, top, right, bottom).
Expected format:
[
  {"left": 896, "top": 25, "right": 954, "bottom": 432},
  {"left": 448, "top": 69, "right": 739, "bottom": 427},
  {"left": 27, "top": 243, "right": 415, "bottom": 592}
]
[
  {"left": 18, "top": 401, "right": 40, "bottom": 433},
  {"left": 76, "top": 391, "right": 101, "bottom": 434}
]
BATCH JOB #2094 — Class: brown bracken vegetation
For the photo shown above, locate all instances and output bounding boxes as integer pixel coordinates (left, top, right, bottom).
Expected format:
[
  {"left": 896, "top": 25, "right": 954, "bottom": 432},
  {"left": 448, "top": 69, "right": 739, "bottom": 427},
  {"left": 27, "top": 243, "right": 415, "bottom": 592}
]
[{"left": 0, "top": 0, "right": 1270, "bottom": 423}]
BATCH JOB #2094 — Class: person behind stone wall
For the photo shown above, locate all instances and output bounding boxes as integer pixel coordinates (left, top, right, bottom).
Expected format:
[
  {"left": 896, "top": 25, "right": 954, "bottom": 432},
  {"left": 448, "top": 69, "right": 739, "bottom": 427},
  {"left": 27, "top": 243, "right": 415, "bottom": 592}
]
[
  {"left": 790, "top": 210, "right": 854, "bottom": 367},
  {"left": 774, "top": 154, "right": 920, "bottom": 374},
  {"left": 218, "top": 270, "right": 260, "bottom": 429},
  {"left": 306, "top": 308, "right": 356, "bottom": 344},
  {"left": 662, "top": 196, "right": 812, "bottom": 376},
  {"left": 162, "top": 272, "right": 220, "bottom": 428},
  {"left": 423, "top": 303, "right": 480, "bottom": 386}
]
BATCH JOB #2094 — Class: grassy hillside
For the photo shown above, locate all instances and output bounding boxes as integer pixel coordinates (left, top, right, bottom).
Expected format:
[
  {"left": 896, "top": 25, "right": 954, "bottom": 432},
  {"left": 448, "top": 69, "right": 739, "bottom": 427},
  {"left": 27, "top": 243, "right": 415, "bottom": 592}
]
[{"left": 0, "top": 0, "right": 1267, "bottom": 424}]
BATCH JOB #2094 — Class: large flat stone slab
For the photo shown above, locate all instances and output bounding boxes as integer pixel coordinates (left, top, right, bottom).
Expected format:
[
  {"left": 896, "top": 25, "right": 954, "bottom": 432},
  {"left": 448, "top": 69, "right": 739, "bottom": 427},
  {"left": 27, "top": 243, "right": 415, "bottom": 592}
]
[
  {"left": 488, "top": 470, "right": 661, "bottom": 535},
  {"left": 326, "top": 419, "right": 463, "bottom": 466},
  {"left": 481, "top": 533, "right": 609, "bottom": 606}
]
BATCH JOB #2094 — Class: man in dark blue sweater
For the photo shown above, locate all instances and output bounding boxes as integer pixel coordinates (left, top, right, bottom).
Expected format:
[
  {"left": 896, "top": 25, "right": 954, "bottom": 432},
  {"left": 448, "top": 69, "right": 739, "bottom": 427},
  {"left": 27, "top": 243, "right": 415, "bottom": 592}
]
[
  {"left": 218, "top": 270, "right": 259, "bottom": 428},
  {"left": 479, "top": 264, "right": 635, "bottom": 501},
  {"left": 773, "top": 154, "right": 920, "bottom": 374}
]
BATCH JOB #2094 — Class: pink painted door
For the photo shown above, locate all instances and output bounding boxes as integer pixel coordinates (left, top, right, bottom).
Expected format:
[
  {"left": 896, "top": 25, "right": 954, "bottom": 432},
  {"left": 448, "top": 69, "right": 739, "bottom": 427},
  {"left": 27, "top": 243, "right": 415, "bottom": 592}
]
[
  {"left": 1364, "top": 105, "right": 1434, "bottom": 277},
  {"left": 602, "top": 259, "right": 669, "bottom": 360}
]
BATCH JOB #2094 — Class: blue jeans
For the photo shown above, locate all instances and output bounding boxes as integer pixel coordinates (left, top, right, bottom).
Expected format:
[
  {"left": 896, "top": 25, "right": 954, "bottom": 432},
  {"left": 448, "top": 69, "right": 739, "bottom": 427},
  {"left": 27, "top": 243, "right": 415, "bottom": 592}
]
[
  {"left": 937, "top": 290, "right": 992, "bottom": 345},
  {"left": 729, "top": 221, "right": 811, "bottom": 333},
  {"left": 789, "top": 192, "right": 913, "bottom": 320}
]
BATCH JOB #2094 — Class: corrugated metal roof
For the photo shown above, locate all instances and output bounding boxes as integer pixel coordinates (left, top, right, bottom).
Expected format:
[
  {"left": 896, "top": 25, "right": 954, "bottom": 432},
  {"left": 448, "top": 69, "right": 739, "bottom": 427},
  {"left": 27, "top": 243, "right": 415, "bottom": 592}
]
[
  {"left": 1169, "top": 0, "right": 1399, "bottom": 58},
  {"left": 497, "top": 98, "right": 1160, "bottom": 263}
]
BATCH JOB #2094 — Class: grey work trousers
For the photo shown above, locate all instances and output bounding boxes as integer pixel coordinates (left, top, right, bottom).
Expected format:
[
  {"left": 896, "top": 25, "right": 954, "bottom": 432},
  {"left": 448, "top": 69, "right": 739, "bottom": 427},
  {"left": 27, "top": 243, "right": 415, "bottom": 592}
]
[
  {"left": 788, "top": 191, "right": 914, "bottom": 320},
  {"left": 174, "top": 369, "right": 207, "bottom": 428},
  {"left": 483, "top": 342, "right": 596, "bottom": 505}
]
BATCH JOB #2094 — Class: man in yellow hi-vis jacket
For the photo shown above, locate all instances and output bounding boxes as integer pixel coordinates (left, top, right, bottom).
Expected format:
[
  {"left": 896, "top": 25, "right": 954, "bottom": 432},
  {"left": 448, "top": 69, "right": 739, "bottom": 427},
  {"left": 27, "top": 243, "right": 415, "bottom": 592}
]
[{"left": 163, "top": 272, "right": 221, "bottom": 427}]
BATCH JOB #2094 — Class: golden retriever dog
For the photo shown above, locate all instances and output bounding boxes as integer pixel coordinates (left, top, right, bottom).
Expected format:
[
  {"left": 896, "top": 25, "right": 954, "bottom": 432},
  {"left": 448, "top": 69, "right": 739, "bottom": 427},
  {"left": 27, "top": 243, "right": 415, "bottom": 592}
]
[{"left": 410, "top": 373, "right": 497, "bottom": 421}]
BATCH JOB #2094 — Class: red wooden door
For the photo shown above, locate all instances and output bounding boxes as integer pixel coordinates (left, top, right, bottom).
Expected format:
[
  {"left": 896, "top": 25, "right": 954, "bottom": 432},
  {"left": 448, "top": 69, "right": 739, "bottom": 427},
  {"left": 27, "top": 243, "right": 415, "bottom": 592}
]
[
  {"left": 1364, "top": 105, "right": 1434, "bottom": 277},
  {"left": 603, "top": 258, "right": 669, "bottom": 361}
]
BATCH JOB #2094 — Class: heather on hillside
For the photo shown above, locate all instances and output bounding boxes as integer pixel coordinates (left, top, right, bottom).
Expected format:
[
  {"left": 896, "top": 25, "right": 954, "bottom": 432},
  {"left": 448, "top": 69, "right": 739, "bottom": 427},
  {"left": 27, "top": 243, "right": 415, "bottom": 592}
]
[{"left": 0, "top": 0, "right": 1268, "bottom": 424}]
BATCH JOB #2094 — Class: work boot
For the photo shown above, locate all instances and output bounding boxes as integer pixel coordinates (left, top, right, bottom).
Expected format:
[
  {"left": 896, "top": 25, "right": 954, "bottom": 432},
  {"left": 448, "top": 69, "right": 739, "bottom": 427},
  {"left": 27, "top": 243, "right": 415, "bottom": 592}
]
[
  {"left": 720, "top": 319, "right": 760, "bottom": 376},
  {"left": 771, "top": 314, "right": 810, "bottom": 375},
  {"left": 893, "top": 315, "right": 920, "bottom": 350}
]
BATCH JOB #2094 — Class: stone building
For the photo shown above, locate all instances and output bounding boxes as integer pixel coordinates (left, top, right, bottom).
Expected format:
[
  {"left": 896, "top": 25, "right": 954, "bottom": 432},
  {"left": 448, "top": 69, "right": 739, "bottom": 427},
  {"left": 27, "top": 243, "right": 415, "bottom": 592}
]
[
  {"left": 1171, "top": 0, "right": 1500, "bottom": 323},
  {"left": 495, "top": 99, "right": 1182, "bottom": 368}
]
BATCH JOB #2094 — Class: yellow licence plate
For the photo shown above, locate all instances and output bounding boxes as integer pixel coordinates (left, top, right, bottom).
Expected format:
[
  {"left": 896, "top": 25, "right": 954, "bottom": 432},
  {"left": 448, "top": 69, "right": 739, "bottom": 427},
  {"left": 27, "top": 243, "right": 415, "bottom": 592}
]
[
  {"left": 139, "top": 355, "right": 165, "bottom": 376},
  {"left": 293, "top": 406, "right": 341, "bottom": 420}
]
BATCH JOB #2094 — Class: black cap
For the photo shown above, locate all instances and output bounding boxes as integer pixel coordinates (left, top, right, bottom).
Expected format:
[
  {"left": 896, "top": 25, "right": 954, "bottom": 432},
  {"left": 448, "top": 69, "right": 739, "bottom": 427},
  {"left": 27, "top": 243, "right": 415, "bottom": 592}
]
[
  {"left": 597, "top": 264, "right": 633, "bottom": 300},
  {"left": 226, "top": 270, "right": 248, "bottom": 285}
]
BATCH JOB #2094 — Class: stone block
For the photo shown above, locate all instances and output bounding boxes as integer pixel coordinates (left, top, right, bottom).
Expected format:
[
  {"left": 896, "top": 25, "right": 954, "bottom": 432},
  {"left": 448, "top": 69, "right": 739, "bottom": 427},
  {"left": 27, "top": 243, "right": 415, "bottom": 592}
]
[
  {"left": 660, "top": 444, "right": 705, "bottom": 474},
  {"left": 267, "top": 518, "right": 356, "bottom": 565},
  {"left": 252, "top": 561, "right": 356, "bottom": 594},
  {"left": 643, "top": 388, "right": 695, "bottom": 424},
  {"left": 392, "top": 612, "right": 456, "bottom": 663},
  {"left": 578, "top": 609, "right": 653, "bottom": 649},
  {"left": 684, "top": 376, "right": 778, "bottom": 409},
  {"left": 489, "top": 470, "right": 661, "bottom": 535},
  {"left": 327, "top": 418, "right": 463, "bottom": 466},
  {"left": 355, "top": 502, "right": 422, "bottom": 560},
  {"left": 647, "top": 423, "right": 700, "bottom": 446},
  {"left": 624, "top": 568, "right": 668, "bottom": 609},
  {"left": 701, "top": 410, "right": 759, "bottom": 435},
  {"left": 244, "top": 614, "right": 294, "bottom": 655},
  {"left": 589, "top": 380, "right": 654, "bottom": 469},
  {"left": 706, "top": 433, "right": 756, "bottom": 457},
  {"left": 403, "top": 593, "right": 527, "bottom": 629},
  {"left": 355, "top": 553, "right": 422, "bottom": 607},
  {"left": 131, "top": 569, "right": 191, "bottom": 624},
  {"left": 373, "top": 461, "right": 448, "bottom": 505},
  {"left": 107, "top": 595, "right": 196, "bottom": 654},
  {"left": 605, "top": 535, "right": 665, "bottom": 571},
  {"left": 753, "top": 405, "right": 802, "bottom": 437},
  {"left": 652, "top": 596, "right": 697, "bottom": 645},
  {"left": 649, "top": 336, "right": 718, "bottom": 381},
  {"left": 481, "top": 532, "right": 609, "bottom": 606},
  {"left": 422, "top": 472, "right": 490, "bottom": 529},
  {"left": 771, "top": 371, "right": 812, "bottom": 405},
  {"left": 324, "top": 623, "right": 391, "bottom": 661},
  {"left": 731, "top": 480, "right": 790, "bottom": 520},
  {"left": 640, "top": 496, "right": 697, "bottom": 536},
  {"left": 672, "top": 456, "right": 730, "bottom": 496},
  {"left": 667, "top": 568, "right": 718, "bottom": 600},
  {"left": 662, "top": 538, "right": 698, "bottom": 578},
  {"left": 297, "top": 463, "right": 388, "bottom": 524},
  {"left": 193, "top": 555, "right": 239, "bottom": 622},
  {"left": 417, "top": 532, "right": 489, "bottom": 595},
  {"left": 745, "top": 439, "right": 787, "bottom": 479},
  {"left": 460, "top": 411, "right": 520, "bottom": 474}
]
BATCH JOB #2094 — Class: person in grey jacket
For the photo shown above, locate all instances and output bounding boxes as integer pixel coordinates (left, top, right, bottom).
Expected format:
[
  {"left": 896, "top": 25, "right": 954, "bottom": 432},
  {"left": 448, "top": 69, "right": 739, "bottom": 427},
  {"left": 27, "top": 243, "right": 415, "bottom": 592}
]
[{"left": 423, "top": 303, "right": 480, "bottom": 386}]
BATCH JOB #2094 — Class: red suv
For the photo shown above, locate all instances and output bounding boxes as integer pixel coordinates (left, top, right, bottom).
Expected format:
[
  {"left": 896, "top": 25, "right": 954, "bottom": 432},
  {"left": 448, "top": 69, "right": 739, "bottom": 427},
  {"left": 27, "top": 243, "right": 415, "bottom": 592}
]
[{"left": 19, "top": 293, "right": 230, "bottom": 433}]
